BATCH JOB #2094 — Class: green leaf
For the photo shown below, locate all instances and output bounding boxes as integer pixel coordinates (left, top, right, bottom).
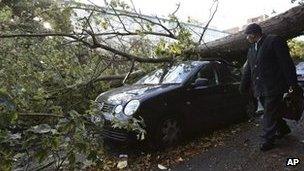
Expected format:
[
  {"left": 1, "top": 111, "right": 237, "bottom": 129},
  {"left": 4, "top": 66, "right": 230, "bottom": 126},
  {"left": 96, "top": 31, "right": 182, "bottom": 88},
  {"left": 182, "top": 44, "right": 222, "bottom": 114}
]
[
  {"left": 68, "top": 152, "right": 76, "bottom": 169},
  {"left": 0, "top": 6, "right": 12, "bottom": 22},
  {"left": 35, "top": 150, "right": 48, "bottom": 163}
]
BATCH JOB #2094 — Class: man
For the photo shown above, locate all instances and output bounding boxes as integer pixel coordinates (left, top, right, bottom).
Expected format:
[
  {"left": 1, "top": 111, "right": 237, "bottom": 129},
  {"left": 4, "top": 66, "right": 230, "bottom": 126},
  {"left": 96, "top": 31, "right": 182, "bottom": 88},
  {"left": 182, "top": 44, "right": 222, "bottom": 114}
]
[{"left": 239, "top": 23, "right": 298, "bottom": 151}]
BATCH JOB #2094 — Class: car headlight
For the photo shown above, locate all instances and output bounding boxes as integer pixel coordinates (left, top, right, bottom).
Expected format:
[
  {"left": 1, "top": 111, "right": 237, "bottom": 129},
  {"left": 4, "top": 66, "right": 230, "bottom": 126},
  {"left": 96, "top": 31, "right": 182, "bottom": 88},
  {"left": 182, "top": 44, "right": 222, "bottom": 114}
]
[
  {"left": 114, "top": 105, "right": 123, "bottom": 114},
  {"left": 124, "top": 100, "right": 140, "bottom": 116}
]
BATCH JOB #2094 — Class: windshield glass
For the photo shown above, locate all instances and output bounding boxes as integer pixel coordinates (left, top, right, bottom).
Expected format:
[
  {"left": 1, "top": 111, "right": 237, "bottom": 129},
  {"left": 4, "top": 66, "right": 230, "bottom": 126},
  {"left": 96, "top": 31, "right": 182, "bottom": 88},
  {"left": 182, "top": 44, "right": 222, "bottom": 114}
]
[{"left": 135, "top": 62, "right": 201, "bottom": 85}]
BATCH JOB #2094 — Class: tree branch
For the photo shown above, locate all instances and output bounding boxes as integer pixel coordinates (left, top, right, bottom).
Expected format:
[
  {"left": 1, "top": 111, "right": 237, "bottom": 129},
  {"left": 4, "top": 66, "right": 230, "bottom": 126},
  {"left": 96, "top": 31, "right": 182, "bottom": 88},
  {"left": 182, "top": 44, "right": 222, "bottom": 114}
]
[
  {"left": 19, "top": 113, "right": 64, "bottom": 118},
  {"left": 0, "top": 31, "right": 176, "bottom": 39},
  {"left": 171, "top": 3, "right": 181, "bottom": 16},
  {"left": 92, "top": 69, "right": 144, "bottom": 83},
  {"left": 122, "top": 59, "right": 135, "bottom": 84},
  {"left": 91, "top": 42, "right": 173, "bottom": 63},
  {"left": 70, "top": 6, "right": 177, "bottom": 38},
  {"left": 198, "top": 0, "right": 219, "bottom": 44},
  {"left": 62, "top": 70, "right": 144, "bottom": 91},
  {"left": 110, "top": 4, "right": 131, "bottom": 33},
  {"left": 1, "top": 32, "right": 173, "bottom": 63}
]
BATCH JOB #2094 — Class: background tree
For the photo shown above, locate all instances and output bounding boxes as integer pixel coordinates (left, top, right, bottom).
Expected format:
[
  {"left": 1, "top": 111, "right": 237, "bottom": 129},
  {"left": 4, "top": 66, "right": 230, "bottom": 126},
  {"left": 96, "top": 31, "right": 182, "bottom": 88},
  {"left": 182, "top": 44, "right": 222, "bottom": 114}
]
[{"left": 288, "top": 38, "right": 304, "bottom": 62}]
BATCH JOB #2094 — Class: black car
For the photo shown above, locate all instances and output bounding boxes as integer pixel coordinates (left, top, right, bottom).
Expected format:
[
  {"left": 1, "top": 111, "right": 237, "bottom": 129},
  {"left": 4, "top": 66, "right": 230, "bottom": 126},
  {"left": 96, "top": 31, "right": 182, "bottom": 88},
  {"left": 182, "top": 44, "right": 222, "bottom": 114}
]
[{"left": 92, "top": 59, "right": 250, "bottom": 147}]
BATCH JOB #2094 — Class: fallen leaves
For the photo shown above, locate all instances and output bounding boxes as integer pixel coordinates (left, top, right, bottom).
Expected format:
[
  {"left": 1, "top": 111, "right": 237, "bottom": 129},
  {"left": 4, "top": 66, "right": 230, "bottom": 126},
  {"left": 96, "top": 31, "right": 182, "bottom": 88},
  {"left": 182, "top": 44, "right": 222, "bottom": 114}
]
[
  {"left": 157, "top": 164, "right": 168, "bottom": 170},
  {"left": 99, "top": 121, "right": 253, "bottom": 170},
  {"left": 133, "top": 123, "right": 247, "bottom": 169},
  {"left": 117, "top": 160, "right": 128, "bottom": 169},
  {"left": 117, "top": 154, "right": 128, "bottom": 169},
  {"left": 177, "top": 157, "right": 184, "bottom": 162}
]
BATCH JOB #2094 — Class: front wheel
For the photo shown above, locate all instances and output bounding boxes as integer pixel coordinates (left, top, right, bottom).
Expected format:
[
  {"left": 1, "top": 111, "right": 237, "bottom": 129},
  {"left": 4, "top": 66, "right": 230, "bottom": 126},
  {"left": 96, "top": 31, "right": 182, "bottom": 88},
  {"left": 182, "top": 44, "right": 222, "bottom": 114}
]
[{"left": 155, "top": 116, "right": 183, "bottom": 148}]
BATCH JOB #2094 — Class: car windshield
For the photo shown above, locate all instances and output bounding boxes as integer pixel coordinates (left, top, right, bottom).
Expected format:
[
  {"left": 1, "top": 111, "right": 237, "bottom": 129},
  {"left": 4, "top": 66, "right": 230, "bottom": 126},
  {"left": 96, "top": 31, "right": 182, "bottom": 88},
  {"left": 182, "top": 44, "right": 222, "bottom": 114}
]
[{"left": 135, "top": 62, "right": 200, "bottom": 85}]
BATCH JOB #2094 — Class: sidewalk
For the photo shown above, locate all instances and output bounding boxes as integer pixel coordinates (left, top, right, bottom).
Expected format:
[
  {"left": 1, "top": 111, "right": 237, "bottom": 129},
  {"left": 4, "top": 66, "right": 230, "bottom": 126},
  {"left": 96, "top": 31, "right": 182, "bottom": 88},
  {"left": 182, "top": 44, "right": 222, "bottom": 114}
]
[{"left": 173, "top": 117, "right": 304, "bottom": 171}]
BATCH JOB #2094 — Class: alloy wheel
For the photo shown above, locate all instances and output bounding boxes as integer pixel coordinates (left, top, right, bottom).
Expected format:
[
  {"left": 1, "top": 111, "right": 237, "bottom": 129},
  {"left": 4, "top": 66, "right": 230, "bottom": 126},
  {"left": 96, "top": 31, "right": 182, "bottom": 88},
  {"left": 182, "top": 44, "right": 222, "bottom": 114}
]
[{"left": 160, "top": 118, "right": 182, "bottom": 146}]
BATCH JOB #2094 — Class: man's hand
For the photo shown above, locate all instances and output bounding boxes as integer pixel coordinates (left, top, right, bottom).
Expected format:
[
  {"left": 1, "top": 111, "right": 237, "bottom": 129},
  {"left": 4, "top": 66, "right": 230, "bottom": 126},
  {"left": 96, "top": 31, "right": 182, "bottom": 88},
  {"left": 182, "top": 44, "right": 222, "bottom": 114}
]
[{"left": 289, "top": 85, "right": 303, "bottom": 94}]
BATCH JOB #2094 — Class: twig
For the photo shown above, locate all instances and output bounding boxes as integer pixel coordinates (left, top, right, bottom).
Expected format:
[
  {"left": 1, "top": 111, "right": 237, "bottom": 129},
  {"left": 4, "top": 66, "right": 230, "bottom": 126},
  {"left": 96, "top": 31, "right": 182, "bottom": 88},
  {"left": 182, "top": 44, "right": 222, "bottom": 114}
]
[
  {"left": 0, "top": 31, "right": 176, "bottom": 39},
  {"left": 171, "top": 3, "right": 181, "bottom": 16},
  {"left": 71, "top": 5, "right": 177, "bottom": 38},
  {"left": 89, "top": 54, "right": 111, "bottom": 81},
  {"left": 19, "top": 113, "right": 64, "bottom": 118},
  {"left": 198, "top": 0, "right": 219, "bottom": 44},
  {"left": 110, "top": 4, "right": 131, "bottom": 33},
  {"left": 35, "top": 160, "right": 56, "bottom": 171},
  {"left": 122, "top": 59, "right": 135, "bottom": 84},
  {"left": 25, "top": 149, "right": 31, "bottom": 171}
]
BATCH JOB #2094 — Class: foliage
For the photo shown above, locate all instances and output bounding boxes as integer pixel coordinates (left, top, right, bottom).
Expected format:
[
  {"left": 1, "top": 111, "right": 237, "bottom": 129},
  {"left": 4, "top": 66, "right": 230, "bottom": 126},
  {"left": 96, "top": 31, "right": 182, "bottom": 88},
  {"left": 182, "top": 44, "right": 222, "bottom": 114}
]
[
  {"left": 112, "top": 116, "right": 146, "bottom": 141},
  {"left": 0, "top": 1, "right": 107, "bottom": 170},
  {"left": 0, "top": 0, "right": 200, "bottom": 169},
  {"left": 288, "top": 38, "right": 304, "bottom": 61}
]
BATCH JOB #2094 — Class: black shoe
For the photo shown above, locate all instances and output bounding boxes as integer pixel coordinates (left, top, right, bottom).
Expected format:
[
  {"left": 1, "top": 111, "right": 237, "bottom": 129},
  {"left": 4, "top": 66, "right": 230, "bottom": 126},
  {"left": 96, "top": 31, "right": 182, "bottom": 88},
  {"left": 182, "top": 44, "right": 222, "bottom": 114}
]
[
  {"left": 260, "top": 142, "right": 275, "bottom": 152},
  {"left": 276, "top": 127, "right": 291, "bottom": 139}
]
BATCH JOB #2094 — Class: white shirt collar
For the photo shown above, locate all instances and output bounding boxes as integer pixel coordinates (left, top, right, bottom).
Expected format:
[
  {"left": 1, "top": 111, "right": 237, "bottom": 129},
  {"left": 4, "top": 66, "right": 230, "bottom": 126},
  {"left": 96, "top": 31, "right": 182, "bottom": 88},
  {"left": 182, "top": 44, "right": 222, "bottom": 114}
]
[{"left": 255, "top": 36, "right": 262, "bottom": 51}]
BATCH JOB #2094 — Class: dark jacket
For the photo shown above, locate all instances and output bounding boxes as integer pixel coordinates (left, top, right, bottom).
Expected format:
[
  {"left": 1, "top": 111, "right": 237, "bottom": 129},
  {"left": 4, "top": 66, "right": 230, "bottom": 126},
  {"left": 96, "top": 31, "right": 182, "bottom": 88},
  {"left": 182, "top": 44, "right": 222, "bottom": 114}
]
[{"left": 240, "top": 34, "right": 298, "bottom": 97}]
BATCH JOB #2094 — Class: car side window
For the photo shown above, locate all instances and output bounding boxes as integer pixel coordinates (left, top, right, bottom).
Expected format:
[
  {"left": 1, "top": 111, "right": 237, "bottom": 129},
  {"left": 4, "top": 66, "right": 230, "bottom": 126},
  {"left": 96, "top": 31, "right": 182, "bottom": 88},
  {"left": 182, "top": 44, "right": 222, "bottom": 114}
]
[
  {"left": 214, "top": 63, "right": 235, "bottom": 84},
  {"left": 195, "top": 64, "right": 217, "bottom": 86}
]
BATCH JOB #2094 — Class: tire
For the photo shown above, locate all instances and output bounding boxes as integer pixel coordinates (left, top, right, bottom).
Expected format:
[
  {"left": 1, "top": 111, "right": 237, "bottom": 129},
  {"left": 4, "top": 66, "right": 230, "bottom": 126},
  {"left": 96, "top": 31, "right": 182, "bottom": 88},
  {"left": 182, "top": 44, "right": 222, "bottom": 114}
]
[{"left": 155, "top": 116, "right": 183, "bottom": 148}]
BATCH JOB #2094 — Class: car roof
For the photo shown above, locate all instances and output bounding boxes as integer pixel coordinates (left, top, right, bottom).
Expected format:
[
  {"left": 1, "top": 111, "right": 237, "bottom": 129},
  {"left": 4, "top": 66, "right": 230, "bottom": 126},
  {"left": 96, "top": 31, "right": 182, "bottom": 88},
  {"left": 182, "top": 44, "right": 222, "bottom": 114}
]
[
  {"left": 171, "top": 60, "right": 208, "bottom": 66},
  {"left": 179, "top": 58, "right": 234, "bottom": 67},
  {"left": 182, "top": 60, "right": 210, "bottom": 66}
]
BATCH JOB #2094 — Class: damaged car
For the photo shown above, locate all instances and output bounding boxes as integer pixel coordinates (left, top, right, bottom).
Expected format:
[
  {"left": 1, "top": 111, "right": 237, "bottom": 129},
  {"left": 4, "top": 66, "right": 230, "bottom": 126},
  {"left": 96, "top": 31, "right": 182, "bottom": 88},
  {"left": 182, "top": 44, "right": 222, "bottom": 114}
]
[{"left": 92, "top": 59, "right": 252, "bottom": 147}]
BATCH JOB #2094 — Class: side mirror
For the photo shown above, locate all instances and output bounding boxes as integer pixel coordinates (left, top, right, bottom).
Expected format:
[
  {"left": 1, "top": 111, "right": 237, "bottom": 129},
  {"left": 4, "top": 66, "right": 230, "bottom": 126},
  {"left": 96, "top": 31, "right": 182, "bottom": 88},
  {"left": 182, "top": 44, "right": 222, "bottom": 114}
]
[{"left": 194, "top": 78, "right": 209, "bottom": 87}]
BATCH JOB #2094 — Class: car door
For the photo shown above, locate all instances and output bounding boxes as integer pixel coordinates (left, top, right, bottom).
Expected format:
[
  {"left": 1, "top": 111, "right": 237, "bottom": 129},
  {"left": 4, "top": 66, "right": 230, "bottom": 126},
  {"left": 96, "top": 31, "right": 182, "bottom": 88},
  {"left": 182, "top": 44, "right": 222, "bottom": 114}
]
[
  {"left": 184, "top": 63, "right": 225, "bottom": 129},
  {"left": 213, "top": 62, "right": 245, "bottom": 123}
]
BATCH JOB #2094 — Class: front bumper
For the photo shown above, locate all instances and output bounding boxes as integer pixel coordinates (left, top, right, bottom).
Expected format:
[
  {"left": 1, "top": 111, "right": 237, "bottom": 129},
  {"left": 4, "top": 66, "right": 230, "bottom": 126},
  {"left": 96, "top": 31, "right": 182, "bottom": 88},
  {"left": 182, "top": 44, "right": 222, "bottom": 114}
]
[
  {"left": 101, "top": 125, "right": 138, "bottom": 143},
  {"left": 93, "top": 101, "right": 141, "bottom": 143},
  {"left": 95, "top": 115, "right": 141, "bottom": 143}
]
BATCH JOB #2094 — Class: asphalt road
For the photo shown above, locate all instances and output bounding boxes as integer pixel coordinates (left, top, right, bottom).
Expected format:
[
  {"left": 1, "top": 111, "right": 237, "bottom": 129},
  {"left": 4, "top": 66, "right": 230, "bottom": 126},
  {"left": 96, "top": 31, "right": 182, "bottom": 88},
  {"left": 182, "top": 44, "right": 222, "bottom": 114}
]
[{"left": 173, "top": 116, "right": 304, "bottom": 171}]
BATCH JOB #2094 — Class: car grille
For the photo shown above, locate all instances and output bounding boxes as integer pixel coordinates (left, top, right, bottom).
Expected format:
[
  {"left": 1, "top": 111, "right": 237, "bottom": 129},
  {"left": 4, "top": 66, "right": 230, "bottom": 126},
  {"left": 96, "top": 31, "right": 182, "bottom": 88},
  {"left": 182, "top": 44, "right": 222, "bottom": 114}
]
[
  {"left": 101, "top": 103, "right": 115, "bottom": 113},
  {"left": 101, "top": 126, "right": 137, "bottom": 142},
  {"left": 102, "top": 127, "right": 129, "bottom": 142}
]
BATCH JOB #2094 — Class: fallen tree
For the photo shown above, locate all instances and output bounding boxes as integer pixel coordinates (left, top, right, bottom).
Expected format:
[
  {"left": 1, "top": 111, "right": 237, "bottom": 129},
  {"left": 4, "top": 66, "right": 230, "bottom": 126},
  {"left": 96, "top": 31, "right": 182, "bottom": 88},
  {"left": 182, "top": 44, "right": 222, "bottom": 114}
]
[{"left": 195, "top": 5, "right": 304, "bottom": 61}]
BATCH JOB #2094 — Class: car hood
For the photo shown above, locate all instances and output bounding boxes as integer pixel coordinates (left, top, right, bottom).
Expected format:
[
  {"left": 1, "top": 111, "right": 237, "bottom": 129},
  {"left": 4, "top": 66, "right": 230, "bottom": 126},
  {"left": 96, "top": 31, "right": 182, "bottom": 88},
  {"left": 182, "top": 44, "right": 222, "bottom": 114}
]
[
  {"left": 96, "top": 84, "right": 179, "bottom": 105},
  {"left": 296, "top": 69, "right": 304, "bottom": 75}
]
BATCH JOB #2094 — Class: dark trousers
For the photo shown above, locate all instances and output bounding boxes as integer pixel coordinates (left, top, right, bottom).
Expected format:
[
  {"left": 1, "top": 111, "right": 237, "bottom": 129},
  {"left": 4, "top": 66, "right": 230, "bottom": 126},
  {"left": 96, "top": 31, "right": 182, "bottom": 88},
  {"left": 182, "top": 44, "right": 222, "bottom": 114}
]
[{"left": 259, "top": 94, "right": 289, "bottom": 143}]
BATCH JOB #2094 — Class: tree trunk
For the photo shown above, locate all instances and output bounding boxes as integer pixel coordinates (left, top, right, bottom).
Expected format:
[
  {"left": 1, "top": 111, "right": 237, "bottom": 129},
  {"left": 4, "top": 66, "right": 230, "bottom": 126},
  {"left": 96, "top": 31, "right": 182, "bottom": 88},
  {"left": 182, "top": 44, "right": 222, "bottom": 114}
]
[{"left": 196, "top": 5, "right": 304, "bottom": 62}]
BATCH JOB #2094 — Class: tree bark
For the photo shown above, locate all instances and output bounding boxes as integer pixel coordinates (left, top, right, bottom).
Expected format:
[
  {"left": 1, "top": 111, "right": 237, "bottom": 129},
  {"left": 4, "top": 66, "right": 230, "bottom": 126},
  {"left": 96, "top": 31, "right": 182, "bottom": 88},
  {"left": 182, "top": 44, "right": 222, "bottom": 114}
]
[{"left": 196, "top": 5, "right": 304, "bottom": 61}]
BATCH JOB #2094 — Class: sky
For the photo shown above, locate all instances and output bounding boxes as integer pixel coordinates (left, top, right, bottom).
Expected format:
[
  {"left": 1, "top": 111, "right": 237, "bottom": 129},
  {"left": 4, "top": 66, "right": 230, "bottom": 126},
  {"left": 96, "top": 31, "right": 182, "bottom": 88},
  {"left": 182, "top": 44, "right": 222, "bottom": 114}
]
[{"left": 82, "top": 0, "right": 297, "bottom": 31}]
